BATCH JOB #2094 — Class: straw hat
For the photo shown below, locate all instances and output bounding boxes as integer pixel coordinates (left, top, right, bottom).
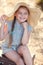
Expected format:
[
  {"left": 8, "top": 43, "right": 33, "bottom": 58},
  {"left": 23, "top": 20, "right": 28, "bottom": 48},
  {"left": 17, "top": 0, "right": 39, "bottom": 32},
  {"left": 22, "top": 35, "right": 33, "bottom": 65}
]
[
  {"left": 0, "top": 1, "right": 41, "bottom": 26},
  {"left": 8, "top": 2, "right": 41, "bottom": 27}
]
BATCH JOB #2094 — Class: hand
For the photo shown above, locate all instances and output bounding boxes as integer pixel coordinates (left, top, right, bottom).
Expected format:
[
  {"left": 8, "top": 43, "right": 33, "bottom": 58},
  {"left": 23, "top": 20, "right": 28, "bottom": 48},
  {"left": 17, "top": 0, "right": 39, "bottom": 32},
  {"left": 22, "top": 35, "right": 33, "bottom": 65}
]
[
  {"left": 0, "top": 15, "right": 7, "bottom": 21},
  {"left": 21, "top": 22, "right": 28, "bottom": 30}
]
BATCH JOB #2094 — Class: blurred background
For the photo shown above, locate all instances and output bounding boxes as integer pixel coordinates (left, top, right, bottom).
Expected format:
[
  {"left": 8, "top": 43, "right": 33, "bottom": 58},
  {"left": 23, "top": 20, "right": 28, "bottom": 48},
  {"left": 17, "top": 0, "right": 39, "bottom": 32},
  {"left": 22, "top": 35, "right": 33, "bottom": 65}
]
[{"left": 0, "top": 0, "right": 43, "bottom": 65}]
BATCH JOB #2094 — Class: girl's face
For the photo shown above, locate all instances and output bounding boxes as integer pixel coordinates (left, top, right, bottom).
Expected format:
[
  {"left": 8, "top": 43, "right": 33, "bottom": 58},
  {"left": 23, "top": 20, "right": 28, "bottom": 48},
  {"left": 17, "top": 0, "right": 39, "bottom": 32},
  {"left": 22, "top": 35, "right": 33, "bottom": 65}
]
[{"left": 15, "top": 7, "right": 29, "bottom": 23}]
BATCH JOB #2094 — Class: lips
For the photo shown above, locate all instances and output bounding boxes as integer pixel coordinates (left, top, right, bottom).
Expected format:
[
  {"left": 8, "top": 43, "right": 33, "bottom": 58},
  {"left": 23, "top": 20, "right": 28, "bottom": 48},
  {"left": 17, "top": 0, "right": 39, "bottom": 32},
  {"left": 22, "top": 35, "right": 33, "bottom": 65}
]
[{"left": 20, "top": 17, "right": 25, "bottom": 20}]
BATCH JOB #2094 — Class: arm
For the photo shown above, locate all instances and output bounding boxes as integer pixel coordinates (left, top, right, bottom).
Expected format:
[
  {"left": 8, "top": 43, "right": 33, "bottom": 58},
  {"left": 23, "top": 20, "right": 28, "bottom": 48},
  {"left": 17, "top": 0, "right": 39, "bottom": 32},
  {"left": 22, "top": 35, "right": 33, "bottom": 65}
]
[
  {"left": 21, "top": 22, "right": 31, "bottom": 45},
  {"left": 0, "top": 15, "right": 8, "bottom": 40},
  {"left": 22, "top": 28, "right": 30, "bottom": 45}
]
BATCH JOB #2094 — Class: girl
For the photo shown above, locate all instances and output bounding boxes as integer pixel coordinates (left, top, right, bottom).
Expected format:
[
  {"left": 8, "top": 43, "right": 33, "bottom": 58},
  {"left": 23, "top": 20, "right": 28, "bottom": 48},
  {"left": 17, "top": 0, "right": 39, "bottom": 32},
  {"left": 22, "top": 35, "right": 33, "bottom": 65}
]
[{"left": 1, "top": 2, "right": 33, "bottom": 65}]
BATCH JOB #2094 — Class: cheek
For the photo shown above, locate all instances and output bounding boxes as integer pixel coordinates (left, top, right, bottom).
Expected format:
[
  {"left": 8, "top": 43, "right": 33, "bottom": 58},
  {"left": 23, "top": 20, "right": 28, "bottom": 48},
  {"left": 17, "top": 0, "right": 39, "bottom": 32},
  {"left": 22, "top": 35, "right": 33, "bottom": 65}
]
[
  {"left": 25, "top": 15, "right": 28, "bottom": 19},
  {"left": 16, "top": 14, "right": 20, "bottom": 19},
  {"left": 18, "top": 14, "right": 22, "bottom": 18}
]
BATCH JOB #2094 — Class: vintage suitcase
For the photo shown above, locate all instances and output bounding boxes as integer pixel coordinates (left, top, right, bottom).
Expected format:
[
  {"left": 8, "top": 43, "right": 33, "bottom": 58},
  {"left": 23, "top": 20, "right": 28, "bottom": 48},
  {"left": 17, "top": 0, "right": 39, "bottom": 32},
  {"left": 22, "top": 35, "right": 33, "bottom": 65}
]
[
  {"left": 0, "top": 54, "right": 16, "bottom": 65},
  {"left": 0, "top": 54, "right": 35, "bottom": 65}
]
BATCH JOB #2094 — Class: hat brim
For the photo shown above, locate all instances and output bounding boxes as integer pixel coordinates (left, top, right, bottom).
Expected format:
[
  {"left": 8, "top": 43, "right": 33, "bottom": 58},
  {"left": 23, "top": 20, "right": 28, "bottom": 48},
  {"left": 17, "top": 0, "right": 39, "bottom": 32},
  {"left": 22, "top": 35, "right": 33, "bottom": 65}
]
[
  {"left": 3, "top": 2, "right": 41, "bottom": 27},
  {"left": 13, "top": 2, "right": 41, "bottom": 27}
]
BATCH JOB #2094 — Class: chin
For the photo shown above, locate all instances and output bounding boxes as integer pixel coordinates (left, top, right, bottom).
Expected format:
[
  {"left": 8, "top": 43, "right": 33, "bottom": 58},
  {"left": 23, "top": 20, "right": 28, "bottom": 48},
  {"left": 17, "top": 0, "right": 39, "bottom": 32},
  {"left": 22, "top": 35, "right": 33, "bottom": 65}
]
[{"left": 20, "top": 20, "right": 26, "bottom": 23}]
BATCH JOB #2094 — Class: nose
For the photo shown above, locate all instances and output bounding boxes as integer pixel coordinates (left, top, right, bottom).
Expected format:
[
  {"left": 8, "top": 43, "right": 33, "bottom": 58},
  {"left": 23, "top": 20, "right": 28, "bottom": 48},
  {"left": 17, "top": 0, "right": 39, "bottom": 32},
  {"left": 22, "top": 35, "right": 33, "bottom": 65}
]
[{"left": 21, "top": 13, "right": 25, "bottom": 18}]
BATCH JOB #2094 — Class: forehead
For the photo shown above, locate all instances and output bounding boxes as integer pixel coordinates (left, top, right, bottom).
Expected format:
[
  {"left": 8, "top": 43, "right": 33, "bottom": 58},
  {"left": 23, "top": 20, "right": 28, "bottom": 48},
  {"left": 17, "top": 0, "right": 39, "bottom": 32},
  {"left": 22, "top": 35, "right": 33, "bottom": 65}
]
[
  {"left": 16, "top": 6, "right": 29, "bottom": 13},
  {"left": 18, "top": 7, "right": 28, "bottom": 12}
]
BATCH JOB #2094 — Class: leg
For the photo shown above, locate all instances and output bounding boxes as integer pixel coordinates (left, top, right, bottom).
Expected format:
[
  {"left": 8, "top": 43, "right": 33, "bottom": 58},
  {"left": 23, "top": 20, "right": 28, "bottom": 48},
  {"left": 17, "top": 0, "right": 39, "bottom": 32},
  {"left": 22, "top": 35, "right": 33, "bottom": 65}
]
[
  {"left": 17, "top": 45, "right": 32, "bottom": 65},
  {"left": 4, "top": 50, "right": 25, "bottom": 65}
]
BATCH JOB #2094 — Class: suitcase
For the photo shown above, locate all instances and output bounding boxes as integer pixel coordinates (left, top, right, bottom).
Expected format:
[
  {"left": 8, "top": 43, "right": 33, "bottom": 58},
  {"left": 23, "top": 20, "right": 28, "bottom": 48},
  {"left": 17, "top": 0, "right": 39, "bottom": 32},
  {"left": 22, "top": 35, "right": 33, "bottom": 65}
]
[
  {"left": 0, "top": 54, "right": 26, "bottom": 65},
  {"left": 0, "top": 54, "right": 16, "bottom": 65}
]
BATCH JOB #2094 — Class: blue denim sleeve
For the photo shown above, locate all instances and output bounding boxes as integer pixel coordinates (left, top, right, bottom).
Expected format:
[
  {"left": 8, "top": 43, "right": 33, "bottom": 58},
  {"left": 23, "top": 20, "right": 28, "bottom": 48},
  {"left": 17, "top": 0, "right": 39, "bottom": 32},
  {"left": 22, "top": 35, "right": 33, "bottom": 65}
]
[{"left": 27, "top": 25, "right": 32, "bottom": 32}]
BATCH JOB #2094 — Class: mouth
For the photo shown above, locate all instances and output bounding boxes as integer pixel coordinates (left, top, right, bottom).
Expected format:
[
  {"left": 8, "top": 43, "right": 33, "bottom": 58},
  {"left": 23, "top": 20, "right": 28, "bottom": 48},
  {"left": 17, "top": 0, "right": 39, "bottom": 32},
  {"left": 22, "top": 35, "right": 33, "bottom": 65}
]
[
  {"left": 21, "top": 20, "right": 27, "bottom": 23},
  {"left": 20, "top": 17, "right": 25, "bottom": 20}
]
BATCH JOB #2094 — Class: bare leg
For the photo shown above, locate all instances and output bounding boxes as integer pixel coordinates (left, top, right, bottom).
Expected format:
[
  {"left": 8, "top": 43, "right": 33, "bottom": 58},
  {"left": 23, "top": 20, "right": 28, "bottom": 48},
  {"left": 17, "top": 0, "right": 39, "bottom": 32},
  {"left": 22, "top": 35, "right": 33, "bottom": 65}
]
[
  {"left": 17, "top": 45, "right": 32, "bottom": 65},
  {"left": 4, "top": 50, "right": 25, "bottom": 65}
]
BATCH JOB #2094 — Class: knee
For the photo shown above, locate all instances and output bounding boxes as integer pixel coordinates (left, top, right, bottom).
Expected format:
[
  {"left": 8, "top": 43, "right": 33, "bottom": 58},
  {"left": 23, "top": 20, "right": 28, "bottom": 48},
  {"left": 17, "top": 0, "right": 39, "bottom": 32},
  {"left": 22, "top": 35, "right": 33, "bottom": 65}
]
[
  {"left": 16, "top": 57, "right": 24, "bottom": 65},
  {"left": 19, "top": 45, "right": 28, "bottom": 53}
]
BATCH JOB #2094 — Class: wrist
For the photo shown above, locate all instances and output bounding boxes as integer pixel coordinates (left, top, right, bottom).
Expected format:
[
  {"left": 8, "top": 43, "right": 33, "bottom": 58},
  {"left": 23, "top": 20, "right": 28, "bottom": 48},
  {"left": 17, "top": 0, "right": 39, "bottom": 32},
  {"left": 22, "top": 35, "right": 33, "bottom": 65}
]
[{"left": 24, "top": 27, "right": 27, "bottom": 30}]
